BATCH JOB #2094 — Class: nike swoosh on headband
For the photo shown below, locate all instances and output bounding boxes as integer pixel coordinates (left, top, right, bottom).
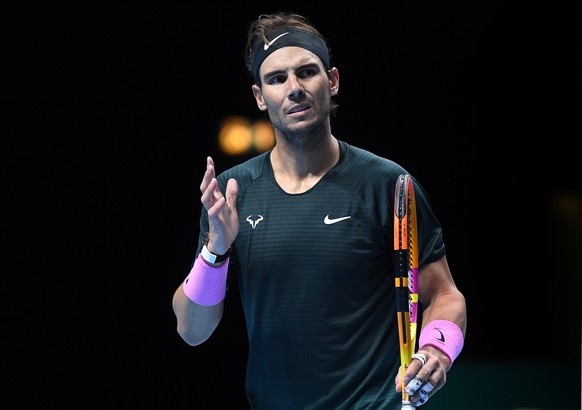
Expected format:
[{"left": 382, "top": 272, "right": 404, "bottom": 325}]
[{"left": 264, "top": 32, "right": 290, "bottom": 50}]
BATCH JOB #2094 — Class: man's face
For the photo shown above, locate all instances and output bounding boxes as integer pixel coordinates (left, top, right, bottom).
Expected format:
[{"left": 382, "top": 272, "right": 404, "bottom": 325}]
[{"left": 252, "top": 46, "right": 335, "bottom": 138}]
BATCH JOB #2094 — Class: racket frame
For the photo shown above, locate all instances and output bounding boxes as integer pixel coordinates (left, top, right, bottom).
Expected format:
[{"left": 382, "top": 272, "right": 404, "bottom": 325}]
[{"left": 393, "top": 174, "right": 420, "bottom": 407}]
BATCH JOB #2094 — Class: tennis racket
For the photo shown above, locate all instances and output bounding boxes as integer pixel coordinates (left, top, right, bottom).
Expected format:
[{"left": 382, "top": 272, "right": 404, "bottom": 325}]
[{"left": 393, "top": 174, "right": 419, "bottom": 410}]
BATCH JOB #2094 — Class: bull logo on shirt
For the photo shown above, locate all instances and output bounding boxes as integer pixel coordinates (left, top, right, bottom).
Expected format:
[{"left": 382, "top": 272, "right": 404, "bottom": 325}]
[{"left": 246, "top": 215, "right": 264, "bottom": 229}]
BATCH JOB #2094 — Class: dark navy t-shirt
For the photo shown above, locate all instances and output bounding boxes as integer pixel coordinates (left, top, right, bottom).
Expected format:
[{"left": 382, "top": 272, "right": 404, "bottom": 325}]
[{"left": 197, "top": 140, "right": 445, "bottom": 409}]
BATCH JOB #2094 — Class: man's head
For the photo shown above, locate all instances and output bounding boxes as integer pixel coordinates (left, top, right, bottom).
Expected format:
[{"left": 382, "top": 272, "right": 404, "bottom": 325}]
[{"left": 245, "top": 12, "right": 338, "bottom": 115}]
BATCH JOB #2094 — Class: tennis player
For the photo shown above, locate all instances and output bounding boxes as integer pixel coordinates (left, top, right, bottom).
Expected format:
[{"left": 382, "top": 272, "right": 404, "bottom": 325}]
[{"left": 172, "top": 11, "right": 467, "bottom": 409}]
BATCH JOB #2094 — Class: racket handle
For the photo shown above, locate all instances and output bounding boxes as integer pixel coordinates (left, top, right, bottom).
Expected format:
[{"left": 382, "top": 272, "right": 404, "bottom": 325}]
[{"left": 401, "top": 401, "right": 416, "bottom": 409}]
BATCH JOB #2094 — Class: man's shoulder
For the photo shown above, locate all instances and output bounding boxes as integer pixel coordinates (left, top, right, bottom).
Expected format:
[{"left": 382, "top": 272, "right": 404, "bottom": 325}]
[
  {"left": 339, "top": 140, "right": 404, "bottom": 174},
  {"left": 217, "top": 151, "right": 270, "bottom": 185}
]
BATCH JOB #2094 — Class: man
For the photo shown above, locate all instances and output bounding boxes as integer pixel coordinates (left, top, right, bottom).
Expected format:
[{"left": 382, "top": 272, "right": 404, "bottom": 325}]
[{"left": 172, "top": 12, "right": 467, "bottom": 409}]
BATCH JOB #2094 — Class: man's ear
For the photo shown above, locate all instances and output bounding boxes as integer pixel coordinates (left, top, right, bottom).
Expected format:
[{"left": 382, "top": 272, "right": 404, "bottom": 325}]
[
  {"left": 329, "top": 67, "right": 339, "bottom": 96},
  {"left": 252, "top": 84, "right": 267, "bottom": 111}
]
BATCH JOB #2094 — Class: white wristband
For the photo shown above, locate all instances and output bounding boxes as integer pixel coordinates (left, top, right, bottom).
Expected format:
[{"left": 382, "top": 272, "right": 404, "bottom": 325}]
[{"left": 200, "top": 244, "right": 231, "bottom": 264}]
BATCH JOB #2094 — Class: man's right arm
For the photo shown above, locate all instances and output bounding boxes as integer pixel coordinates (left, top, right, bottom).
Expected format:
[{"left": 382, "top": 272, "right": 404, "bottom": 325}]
[
  {"left": 172, "top": 286, "right": 224, "bottom": 346},
  {"left": 173, "top": 156, "right": 238, "bottom": 346}
]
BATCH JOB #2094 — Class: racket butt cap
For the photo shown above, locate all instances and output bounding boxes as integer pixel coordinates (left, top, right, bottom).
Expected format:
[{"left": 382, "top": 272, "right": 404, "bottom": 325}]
[{"left": 401, "top": 401, "right": 416, "bottom": 410}]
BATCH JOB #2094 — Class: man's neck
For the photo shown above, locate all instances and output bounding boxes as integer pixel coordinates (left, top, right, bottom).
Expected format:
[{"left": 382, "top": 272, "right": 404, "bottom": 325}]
[{"left": 270, "top": 134, "right": 339, "bottom": 194}]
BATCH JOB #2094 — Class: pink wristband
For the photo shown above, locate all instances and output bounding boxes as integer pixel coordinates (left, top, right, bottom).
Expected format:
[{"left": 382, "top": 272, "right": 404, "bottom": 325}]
[
  {"left": 418, "top": 320, "right": 464, "bottom": 369},
  {"left": 182, "top": 254, "right": 229, "bottom": 306}
]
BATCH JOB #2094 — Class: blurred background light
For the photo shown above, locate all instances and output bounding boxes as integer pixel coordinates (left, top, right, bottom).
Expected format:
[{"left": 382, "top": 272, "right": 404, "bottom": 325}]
[{"left": 218, "top": 116, "right": 275, "bottom": 156}]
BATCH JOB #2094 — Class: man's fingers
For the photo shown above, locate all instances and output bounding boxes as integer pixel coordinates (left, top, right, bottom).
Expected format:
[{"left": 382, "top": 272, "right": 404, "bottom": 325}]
[
  {"left": 404, "top": 376, "right": 425, "bottom": 396},
  {"left": 201, "top": 178, "right": 220, "bottom": 209},
  {"left": 404, "top": 358, "right": 446, "bottom": 407},
  {"left": 200, "top": 163, "right": 216, "bottom": 193},
  {"left": 413, "top": 381, "right": 434, "bottom": 406},
  {"left": 225, "top": 178, "right": 239, "bottom": 208}
]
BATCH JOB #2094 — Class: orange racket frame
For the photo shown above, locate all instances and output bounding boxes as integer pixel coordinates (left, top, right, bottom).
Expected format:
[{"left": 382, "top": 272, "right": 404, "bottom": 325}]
[{"left": 393, "top": 174, "right": 419, "bottom": 408}]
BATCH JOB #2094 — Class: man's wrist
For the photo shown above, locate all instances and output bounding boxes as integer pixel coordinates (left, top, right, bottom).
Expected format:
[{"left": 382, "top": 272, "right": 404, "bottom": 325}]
[
  {"left": 201, "top": 244, "right": 231, "bottom": 265},
  {"left": 418, "top": 320, "right": 464, "bottom": 369},
  {"left": 183, "top": 254, "right": 228, "bottom": 305}
]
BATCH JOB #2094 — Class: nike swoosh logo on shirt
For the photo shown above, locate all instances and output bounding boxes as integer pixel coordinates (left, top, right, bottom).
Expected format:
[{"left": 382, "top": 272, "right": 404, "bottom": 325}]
[
  {"left": 324, "top": 215, "right": 352, "bottom": 225},
  {"left": 264, "top": 32, "right": 290, "bottom": 50}
]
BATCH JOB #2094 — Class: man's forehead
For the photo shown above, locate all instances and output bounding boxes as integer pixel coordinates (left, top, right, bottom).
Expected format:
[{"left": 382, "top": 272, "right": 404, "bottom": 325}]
[
  {"left": 261, "top": 47, "right": 322, "bottom": 71},
  {"left": 250, "top": 26, "right": 330, "bottom": 84}
]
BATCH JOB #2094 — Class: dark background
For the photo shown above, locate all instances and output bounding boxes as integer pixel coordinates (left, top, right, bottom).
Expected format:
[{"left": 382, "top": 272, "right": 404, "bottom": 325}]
[{"left": 6, "top": 2, "right": 581, "bottom": 409}]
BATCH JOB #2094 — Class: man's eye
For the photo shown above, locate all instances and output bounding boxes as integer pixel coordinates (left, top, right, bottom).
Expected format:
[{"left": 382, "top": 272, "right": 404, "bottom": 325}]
[
  {"left": 298, "top": 68, "right": 316, "bottom": 79},
  {"left": 268, "top": 75, "right": 285, "bottom": 84}
]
